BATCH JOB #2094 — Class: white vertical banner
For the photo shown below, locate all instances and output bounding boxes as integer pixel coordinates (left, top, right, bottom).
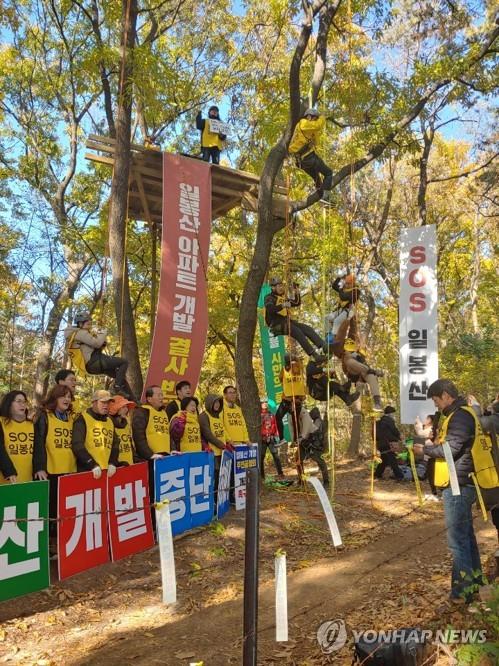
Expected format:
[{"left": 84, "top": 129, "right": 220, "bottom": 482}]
[{"left": 399, "top": 225, "right": 438, "bottom": 424}]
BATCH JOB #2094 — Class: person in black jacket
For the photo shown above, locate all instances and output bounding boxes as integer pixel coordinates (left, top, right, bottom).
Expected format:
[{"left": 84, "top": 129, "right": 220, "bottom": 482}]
[
  {"left": 306, "top": 359, "right": 360, "bottom": 407},
  {"left": 165, "top": 381, "right": 192, "bottom": 421},
  {"left": 374, "top": 406, "right": 404, "bottom": 480},
  {"left": 414, "top": 379, "right": 482, "bottom": 603},
  {"left": 264, "top": 277, "right": 326, "bottom": 363},
  {"left": 195, "top": 105, "right": 226, "bottom": 164}
]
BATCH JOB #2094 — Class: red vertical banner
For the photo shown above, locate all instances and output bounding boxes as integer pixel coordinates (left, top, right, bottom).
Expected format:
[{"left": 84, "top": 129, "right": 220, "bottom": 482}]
[
  {"left": 144, "top": 154, "right": 212, "bottom": 400},
  {"left": 57, "top": 472, "right": 109, "bottom": 580},
  {"left": 107, "top": 463, "right": 154, "bottom": 561}
]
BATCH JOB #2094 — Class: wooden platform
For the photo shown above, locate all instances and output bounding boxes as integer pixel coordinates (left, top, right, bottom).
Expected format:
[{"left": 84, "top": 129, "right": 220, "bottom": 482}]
[{"left": 85, "top": 134, "right": 287, "bottom": 223}]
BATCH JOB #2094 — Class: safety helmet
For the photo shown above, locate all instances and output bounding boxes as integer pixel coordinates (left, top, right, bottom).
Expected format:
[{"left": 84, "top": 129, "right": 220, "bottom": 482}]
[
  {"left": 269, "top": 276, "right": 282, "bottom": 287},
  {"left": 304, "top": 107, "right": 319, "bottom": 118},
  {"left": 344, "top": 273, "right": 356, "bottom": 287},
  {"left": 74, "top": 312, "right": 91, "bottom": 325},
  {"left": 344, "top": 338, "right": 357, "bottom": 352}
]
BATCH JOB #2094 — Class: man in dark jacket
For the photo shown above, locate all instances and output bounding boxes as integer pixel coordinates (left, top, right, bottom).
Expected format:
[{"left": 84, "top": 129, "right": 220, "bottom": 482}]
[
  {"left": 264, "top": 277, "right": 326, "bottom": 363},
  {"left": 165, "top": 381, "right": 192, "bottom": 421},
  {"left": 374, "top": 406, "right": 404, "bottom": 480},
  {"left": 306, "top": 359, "right": 360, "bottom": 407},
  {"left": 414, "top": 379, "right": 482, "bottom": 603}
]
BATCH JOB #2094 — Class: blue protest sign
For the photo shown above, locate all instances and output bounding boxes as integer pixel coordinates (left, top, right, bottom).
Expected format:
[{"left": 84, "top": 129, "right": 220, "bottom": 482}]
[{"left": 217, "top": 451, "right": 232, "bottom": 519}]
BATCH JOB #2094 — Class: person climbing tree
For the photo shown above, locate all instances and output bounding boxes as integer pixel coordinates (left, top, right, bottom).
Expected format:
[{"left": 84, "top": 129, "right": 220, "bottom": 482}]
[
  {"left": 264, "top": 277, "right": 327, "bottom": 362},
  {"left": 326, "top": 273, "right": 360, "bottom": 343},
  {"left": 64, "top": 312, "right": 132, "bottom": 398},
  {"left": 288, "top": 107, "right": 333, "bottom": 202},
  {"left": 196, "top": 105, "right": 226, "bottom": 164},
  {"left": 306, "top": 357, "right": 360, "bottom": 407}
]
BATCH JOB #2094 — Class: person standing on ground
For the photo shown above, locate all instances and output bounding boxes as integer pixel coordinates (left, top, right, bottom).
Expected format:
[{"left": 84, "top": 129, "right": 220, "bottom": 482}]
[
  {"left": 132, "top": 385, "right": 170, "bottom": 461},
  {"left": 0, "top": 391, "right": 33, "bottom": 483},
  {"left": 54, "top": 369, "right": 82, "bottom": 415},
  {"left": 109, "top": 395, "right": 136, "bottom": 466},
  {"left": 374, "top": 406, "right": 404, "bottom": 481},
  {"left": 222, "top": 385, "right": 250, "bottom": 446},
  {"left": 165, "top": 381, "right": 192, "bottom": 422},
  {"left": 260, "top": 400, "right": 284, "bottom": 480}
]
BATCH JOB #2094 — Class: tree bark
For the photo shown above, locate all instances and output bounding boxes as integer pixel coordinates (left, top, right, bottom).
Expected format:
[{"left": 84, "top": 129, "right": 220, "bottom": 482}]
[
  {"left": 469, "top": 212, "right": 480, "bottom": 334},
  {"left": 417, "top": 119, "right": 434, "bottom": 226},
  {"left": 108, "top": 0, "right": 143, "bottom": 398}
]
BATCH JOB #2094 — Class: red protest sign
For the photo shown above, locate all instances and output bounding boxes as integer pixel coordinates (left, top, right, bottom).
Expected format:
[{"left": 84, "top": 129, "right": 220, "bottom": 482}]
[
  {"left": 57, "top": 471, "right": 109, "bottom": 580},
  {"left": 107, "top": 463, "right": 154, "bottom": 561}
]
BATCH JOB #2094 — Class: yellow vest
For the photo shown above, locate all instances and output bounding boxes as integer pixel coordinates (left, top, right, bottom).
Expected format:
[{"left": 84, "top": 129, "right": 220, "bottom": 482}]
[
  {"left": 0, "top": 417, "right": 34, "bottom": 483},
  {"left": 82, "top": 411, "right": 114, "bottom": 470},
  {"left": 71, "top": 396, "right": 83, "bottom": 418},
  {"left": 202, "top": 119, "right": 223, "bottom": 149},
  {"left": 282, "top": 363, "right": 306, "bottom": 398},
  {"left": 143, "top": 405, "right": 170, "bottom": 453},
  {"left": 178, "top": 411, "right": 202, "bottom": 452},
  {"left": 223, "top": 401, "right": 249, "bottom": 442},
  {"left": 338, "top": 287, "right": 355, "bottom": 308},
  {"left": 116, "top": 418, "right": 134, "bottom": 466},
  {"left": 288, "top": 115, "right": 325, "bottom": 157},
  {"left": 46, "top": 412, "right": 76, "bottom": 474},
  {"left": 434, "top": 406, "right": 499, "bottom": 489},
  {"left": 207, "top": 412, "right": 226, "bottom": 456}
]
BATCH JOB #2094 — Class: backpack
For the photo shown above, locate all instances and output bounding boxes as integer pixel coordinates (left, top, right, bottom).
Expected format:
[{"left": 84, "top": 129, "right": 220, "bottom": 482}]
[
  {"left": 353, "top": 628, "right": 431, "bottom": 665},
  {"left": 67, "top": 331, "right": 87, "bottom": 375}
]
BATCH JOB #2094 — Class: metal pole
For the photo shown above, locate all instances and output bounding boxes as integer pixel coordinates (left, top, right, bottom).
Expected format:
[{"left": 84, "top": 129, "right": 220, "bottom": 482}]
[{"left": 243, "top": 465, "right": 259, "bottom": 666}]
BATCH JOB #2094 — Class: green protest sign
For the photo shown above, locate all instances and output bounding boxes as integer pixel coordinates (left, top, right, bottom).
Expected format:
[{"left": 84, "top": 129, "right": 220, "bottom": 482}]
[{"left": 0, "top": 481, "right": 50, "bottom": 602}]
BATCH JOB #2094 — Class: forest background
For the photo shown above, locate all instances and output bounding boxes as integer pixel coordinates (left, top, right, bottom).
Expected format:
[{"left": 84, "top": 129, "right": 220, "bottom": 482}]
[{"left": 0, "top": 0, "right": 497, "bottom": 438}]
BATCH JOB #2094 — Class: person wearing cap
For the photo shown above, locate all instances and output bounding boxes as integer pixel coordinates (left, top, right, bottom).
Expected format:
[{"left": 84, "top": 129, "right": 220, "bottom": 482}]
[
  {"left": 108, "top": 395, "right": 136, "bottom": 466},
  {"left": 326, "top": 273, "right": 361, "bottom": 343},
  {"left": 54, "top": 368, "right": 83, "bottom": 416},
  {"left": 132, "top": 385, "right": 170, "bottom": 460},
  {"left": 64, "top": 312, "right": 130, "bottom": 398},
  {"left": 165, "top": 381, "right": 192, "bottom": 421},
  {"left": 170, "top": 397, "right": 203, "bottom": 452},
  {"left": 196, "top": 105, "right": 226, "bottom": 164},
  {"left": 288, "top": 107, "right": 332, "bottom": 202},
  {"left": 264, "top": 277, "right": 327, "bottom": 364},
  {"left": 374, "top": 406, "right": 404, "bottom": 481},
  {"left": 71, "top": 389, "right": 120, "bottom": 478}
]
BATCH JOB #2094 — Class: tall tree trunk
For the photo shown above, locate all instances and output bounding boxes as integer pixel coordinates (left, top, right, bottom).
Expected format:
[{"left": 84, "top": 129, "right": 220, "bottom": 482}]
[
  {"left": 417, "top": 120, "right": 434, "bottom": 226},
  {"left": 108, "top": 0, "right": 143, "bottom": 398},
  {"left": 469, "top": 212, "right": 480, "bottom": 334}
]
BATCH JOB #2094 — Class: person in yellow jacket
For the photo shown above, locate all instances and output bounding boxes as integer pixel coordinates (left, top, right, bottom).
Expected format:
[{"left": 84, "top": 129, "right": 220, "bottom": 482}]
[
  {"left": 170, "top": 397, "right": 203, "bottom": 452},
  {"left": 71, "top": 390, "right": 119, "bottom": 478},
  {"left": 288, "top": 107, "right": 332, "bottom": 202},
  {"left": 222, "top": 386, "right": 250, "bottom": 446},
  {"left": 0, "top": 390, "right": 34, "bottom": 483},
  {"left": 196, "top": 105, "right": 226, "bottom": 164},
  {"left": 132, "top": 385, "right": 170, "bottom": 460},
  {"left": 108, "top": 395, "right": 136, "bottom": 466}
]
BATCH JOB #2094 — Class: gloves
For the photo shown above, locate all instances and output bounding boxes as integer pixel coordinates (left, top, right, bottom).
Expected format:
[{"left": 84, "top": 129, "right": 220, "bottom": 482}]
[
  {"left": 150, "top": 453, "right": 164, "bottom": 460},
  {"left": 92, "top": 466, "right": 102, "bottom": 479},
  {"left": 107, "top": 464, "right": 116, "bottom": 478},
  {"left": 282, "top": 301, "right": 292, "bottom": 308}
]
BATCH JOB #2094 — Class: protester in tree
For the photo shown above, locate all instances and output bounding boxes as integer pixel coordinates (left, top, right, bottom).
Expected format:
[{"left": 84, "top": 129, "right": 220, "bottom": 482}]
[
  {"left": 199, "top": 395, "right": 233, "bottom": 495},
  {"left": 54, "top": 369, "right": 82, "bottom": 415},
  {"left": 133, "top": 385, "right": 170, "bottom": 460},
  {"left": 326, "top": 274, "right": 361, "bottom": 344},
  {"left": 374, "top": 406, "right": 404, "bottom": 481},
  {"left": 290, "top": 402, "right": 329, "bottom": 487},
  {"left": 71, "top": 390, "right": 119, "bottom": 478},
  {"left": 306, "top": 357, "right": 360, "bottom": 407},
  {"left": 109, "top": 395, "right": 136, "bottom": 466},
  {"left": 414, "top": 379, "right": 483, "bottom": 604},
  {"left": 288, "top": 107, "right": 332, "bottom": 202},
  {"left": 170, "top": 397, "right": 203, "bottom": 452},
  {"left": 165, "top": 381, "right": 192, "bottom": 421},
  {"left": 260, "top": 400, "right": 284, "bottom": 480},
  {"left": 264, "top": 277, "right": 326, "bottom": 363},
  {"left": 64, "top": 312, "right": 131, "bottom": 398},
  {"left": 196, "top": 105, "right": 226, "bottom": 164},
  {"left": 222, "top": 385, "right": 250, "bottom": 446},
  {"left": 0, "top": 391, "right": 33, "bottom": 483}
]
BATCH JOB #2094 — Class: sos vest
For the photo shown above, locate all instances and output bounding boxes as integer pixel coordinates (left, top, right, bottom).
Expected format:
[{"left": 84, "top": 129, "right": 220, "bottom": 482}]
[
  {"left": 178, "top": 412, "right": 202, "bottom": 452},
  {"left": 82, "top": 411, "right": 114, "bottom": 469},
  {"left": 434, "top": 406, "right": 499, "bottom": 490},
  {"left": 0, "top": 417, "right": 34, "bottom": 482},
  {"left": 207, "top": 413, "right": 226, "bottom": 456},
  {"left": 202, "top": 119, "right": 223, "bottom": 149},
  {"left": 223, "top": 401, "right": 249, "bottom": 443},
  {"left": 115, "top": 418, "right": 134, "bottom": 465},
  {"left": 282, "top": 363, "right": 306, "bottom": 398},
  {"left": 143, "top": 405, "right": 170, "bottom": 453},
  {"left": 46, "top": 412, "right": 76, "bottom": 474}
]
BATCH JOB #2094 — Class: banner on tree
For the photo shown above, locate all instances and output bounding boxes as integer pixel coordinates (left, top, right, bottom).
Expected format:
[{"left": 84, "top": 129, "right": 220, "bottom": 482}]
[
  {"left": 143, "top": 154, "right": 212, "bottom": 401},
  {"left": 399, "top": 224, "right": 438, "bottom": 424}
]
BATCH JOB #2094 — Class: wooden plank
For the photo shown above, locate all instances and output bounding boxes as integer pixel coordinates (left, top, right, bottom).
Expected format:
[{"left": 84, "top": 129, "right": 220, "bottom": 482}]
[
  {"left": 85, "top": 152, "right": 115, "bottom": 166},
  {"left": 133, "top": 170, "right": 154, "bottom": 225}
]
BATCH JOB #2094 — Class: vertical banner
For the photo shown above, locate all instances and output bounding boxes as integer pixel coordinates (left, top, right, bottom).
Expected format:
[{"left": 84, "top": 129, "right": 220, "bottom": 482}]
[
  {"left": 217, "top": 451, "right": 232, "bottom": 519},
  {"left": 58, "top": 472, "right": 109, "bottom": 580},
  {"left": 144, "top": 154, "right": 212, "bottom": 401},
  {"left": 399, "top": 225, "right": 438, "bottom": 424},
  {"left": 234, "top": 445, "right": 259, "bottom": 510},
  {"left": 107, "top": 463, "right": 155, "bottom": 561},
  {"left": 0, "top": 481, "right": 49, "bottom": 602}
]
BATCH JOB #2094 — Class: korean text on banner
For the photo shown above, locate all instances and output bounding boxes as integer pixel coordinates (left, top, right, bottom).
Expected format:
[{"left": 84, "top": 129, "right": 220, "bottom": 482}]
[
  {"left": 399, "top": 225, "right": 438, "bottom": 424},
  {"left": 0, "top": 481, "right": 49, "bottom": 602},
  {"left": 107, "top": 463, "right": 154, "bottom": 561},
  {"left": 217, "top": 451, "right": 232, "bottom": 519},
  {"left": 144, "top": 154, "right": 212, "bottom": 401},
  {"left": 257, "top": 285, "right": 287, "bottom": 413},
  {"left": 234, "top": 445, "right": 258, "bottom": 511},
  {"left": 58, "top": 471, "right": 109, "bottom": 580},
  {"left": 154, "top": 453, "right": 214, "bottom": 536}
]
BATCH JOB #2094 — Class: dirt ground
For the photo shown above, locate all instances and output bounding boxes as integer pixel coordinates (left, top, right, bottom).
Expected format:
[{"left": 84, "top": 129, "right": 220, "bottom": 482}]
[{"left": 0, "top": 460, "right": 497, "bottom": 665}]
